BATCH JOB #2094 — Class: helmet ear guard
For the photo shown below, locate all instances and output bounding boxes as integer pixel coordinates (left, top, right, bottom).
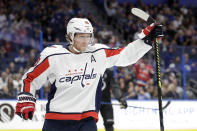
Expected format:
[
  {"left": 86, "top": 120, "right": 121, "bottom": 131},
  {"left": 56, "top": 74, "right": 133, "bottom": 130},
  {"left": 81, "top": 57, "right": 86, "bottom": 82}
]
[{"left": 65, "top": 33, "right": 73, "bottom": 44}]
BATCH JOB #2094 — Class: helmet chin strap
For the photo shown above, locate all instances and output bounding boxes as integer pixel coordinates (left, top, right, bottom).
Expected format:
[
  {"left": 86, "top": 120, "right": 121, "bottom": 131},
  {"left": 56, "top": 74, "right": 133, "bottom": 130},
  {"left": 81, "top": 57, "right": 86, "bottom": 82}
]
[{"left": 72, "top": 44, "right": 81, "bottom": 53}]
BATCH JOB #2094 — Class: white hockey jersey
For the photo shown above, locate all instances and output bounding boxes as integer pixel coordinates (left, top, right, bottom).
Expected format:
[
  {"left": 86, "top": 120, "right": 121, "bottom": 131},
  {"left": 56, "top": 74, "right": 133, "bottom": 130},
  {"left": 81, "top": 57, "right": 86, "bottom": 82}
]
[{"left": 21, "top": 39, "right": 151, "bottom": 121}]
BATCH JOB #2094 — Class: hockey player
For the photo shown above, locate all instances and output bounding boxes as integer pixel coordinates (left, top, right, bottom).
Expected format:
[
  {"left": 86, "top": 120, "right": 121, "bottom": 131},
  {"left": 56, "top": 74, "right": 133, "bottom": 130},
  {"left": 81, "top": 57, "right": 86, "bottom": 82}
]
[
  {"left": 15, "top": 18, "right": 163, "bottom": 131},
  {"left": 100, "top": 68, "right": 128, "bottom": 131}
]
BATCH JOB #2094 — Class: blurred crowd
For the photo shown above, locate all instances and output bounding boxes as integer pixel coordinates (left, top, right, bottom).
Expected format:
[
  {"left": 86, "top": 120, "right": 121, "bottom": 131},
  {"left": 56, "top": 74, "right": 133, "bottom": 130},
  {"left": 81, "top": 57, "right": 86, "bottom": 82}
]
[
  {"left": 99, "top": 0, "right": 197, "bottom": 46},
  {"left": 98, "top": 0, "right": 197, "bottom": 99},
  {"left": 0, "top": 0, "right": 197, "bottom": 100}
]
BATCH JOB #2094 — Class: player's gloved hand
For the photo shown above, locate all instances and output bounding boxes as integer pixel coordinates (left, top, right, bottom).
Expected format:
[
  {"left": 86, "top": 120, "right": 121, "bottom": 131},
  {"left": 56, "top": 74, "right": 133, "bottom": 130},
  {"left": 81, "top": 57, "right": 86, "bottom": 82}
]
[
  {"left": 138, "top": 23, "right": 164, "bottom": 46},
  {"left": 15, "top": 92, "right": 36, "bottom": 120},
  {"left": 118, "top": 97, "right": 128, "bottom": 109}
]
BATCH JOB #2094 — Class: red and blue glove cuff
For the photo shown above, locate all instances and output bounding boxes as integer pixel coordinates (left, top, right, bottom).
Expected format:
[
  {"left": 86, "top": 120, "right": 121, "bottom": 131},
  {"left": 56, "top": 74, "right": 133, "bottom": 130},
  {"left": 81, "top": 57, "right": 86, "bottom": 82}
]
[
  {"left": 17, "top": 92, "right": 36, "bottom": 103},
  {"left": 16, "top": 92, "right": 36, "bottom": 120}
]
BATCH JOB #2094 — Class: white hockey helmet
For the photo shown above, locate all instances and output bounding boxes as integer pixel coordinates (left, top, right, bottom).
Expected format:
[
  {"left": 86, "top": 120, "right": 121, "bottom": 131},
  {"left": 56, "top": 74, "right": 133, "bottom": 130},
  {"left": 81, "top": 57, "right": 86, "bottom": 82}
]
[{"left": 66, "top": 18, "right": 94, "bottom": 45}]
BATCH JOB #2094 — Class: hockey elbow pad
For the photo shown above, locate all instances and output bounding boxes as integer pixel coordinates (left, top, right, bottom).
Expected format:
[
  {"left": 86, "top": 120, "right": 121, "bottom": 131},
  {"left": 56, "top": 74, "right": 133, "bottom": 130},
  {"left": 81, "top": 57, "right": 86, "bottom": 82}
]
[{"left": 15, "top": 92, "right": 36, "bottom": 120}]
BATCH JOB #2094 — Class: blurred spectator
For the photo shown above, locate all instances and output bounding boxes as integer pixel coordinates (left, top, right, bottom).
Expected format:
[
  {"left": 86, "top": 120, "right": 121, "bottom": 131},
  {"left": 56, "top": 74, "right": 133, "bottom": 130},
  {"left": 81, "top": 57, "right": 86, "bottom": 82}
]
[
  {"left": 119, "top": 77, "right": 125, "bottom": 95},
  {"left": 0, "top": 71, "right": 8, "bottom": 89},
  {"left": 167, "top": 56, "right": 182, "bottom": 72},
  {"left": 104, "top": 0, "right": 116, "bottom": 25},
  {"left": 135, "top": 59, "right": 153, "bottom": 87},
  {"left": 14, "top": 48, "right": 27, "bottom": 66},
  {"left": 165, "top": 83, "right": 180, "bottom": 99},
  {"left": 3, "top": 40, "right": 13, "bottom": 54},
  {"left": 146, "top": 79, "right": 155, "bottom": 98},
  {"left": 180, "top": 5, "right": 188, "bottom": 15},
  {"left": 9, "top": 62, "right": 17, "bottom": 74},
  {"left": 18, "top": 67, "right": 24, "bottom": 74},
  {"left": 13, "top": 73, "right": 22, "bottom": 93},
  {"left": 172, "top": 15, "right": 182, "bottom": 29},
  {"left": 108, "top": 35, "right": 122, "bottom": 48},
  {"left": 190, "top": 48, "right": 197, "bottom": 62},
  {"left": 162, "top": 79, "right": 169, "bottom": 97},
  {"left": 98, "top": 27, "right": 113, "bottom": 43},
  {"left": 26, "top": 49, "right": 37, "bottom": 69},
  {"left": 136, "top": 85, "right": 151, "bottom": 100},
  {"left": 168, "top": 72, "right": 176, "bottom": 83},
  {"left": 117, "top": 67, "right": 133, "bottom": 95},
  {"left": 0, "top": 46, "right": 8, "bottom": 58},
  {"left": 110, "top": 0, "right": 118, "bottom": 8},
  {"left": 175, "top": 30, "right": 185, "bottom": 45},
  {"left": 7, "top": 76, "right": 17, "bottom": 98},
  {"left": 184, "top": 53, "right": 192, "bottom": 72},
  {"left": 4, "top": 68, "right": 10, "bottom": 76},
  {"left": 191, "top": 62, "right": 197, "bottom": 72},
  {"left": 126, "top": 81, "right": 137, "bottom": 99},
  {"left": 186, "top": 85, "right": 195, "bottom": 99},
  {"left": 173, "top": 78, "right": 183, "bottom": 98},
  {"left": 0, "top": 86, "right": 13, "bottom": 99},
  {"left": 157, "top": 10, "right": 165, "bottom": 23},
  {"left": 0, "top": 7, "right": 7, "bottom": 28},
  {"left": 43, "top": 27, "right": 55, "bottom": 42},
  {"left": 164, "top": 47, "right": 176, "bottom": 68}
]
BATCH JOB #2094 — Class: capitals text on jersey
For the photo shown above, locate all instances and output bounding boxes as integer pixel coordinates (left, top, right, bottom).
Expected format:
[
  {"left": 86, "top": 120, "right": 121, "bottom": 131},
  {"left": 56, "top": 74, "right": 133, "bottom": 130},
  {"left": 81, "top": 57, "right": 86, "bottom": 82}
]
[{"left": 59, "top": 63, "right": 97, "bottom": 87}]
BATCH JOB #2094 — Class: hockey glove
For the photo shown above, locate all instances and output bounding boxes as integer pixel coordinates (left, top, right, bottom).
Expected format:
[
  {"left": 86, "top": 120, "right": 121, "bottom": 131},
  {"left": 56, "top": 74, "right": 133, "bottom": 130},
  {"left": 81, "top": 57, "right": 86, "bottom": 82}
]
[
  {"left": 15, "top": 92, "right": 36, "bottom": 120},
  {"left": 138, "top": 23, "right": 164, "bottom": 46},
  {"left": 118, "top": 97, "right": 128, "bottom": 109}
]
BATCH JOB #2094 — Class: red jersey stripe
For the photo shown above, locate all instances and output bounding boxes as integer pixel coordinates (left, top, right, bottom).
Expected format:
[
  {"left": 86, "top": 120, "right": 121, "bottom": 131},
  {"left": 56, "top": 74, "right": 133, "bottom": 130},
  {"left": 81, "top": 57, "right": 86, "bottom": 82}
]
[
  {"left": 104, "top": 47, "right": 125, "bottom": 58},
  {"left": 24, "top": 58, "right": 49, "bottom": 92},
  {"left": 45, "top": 111, "right": 98, "bottom": 122}
]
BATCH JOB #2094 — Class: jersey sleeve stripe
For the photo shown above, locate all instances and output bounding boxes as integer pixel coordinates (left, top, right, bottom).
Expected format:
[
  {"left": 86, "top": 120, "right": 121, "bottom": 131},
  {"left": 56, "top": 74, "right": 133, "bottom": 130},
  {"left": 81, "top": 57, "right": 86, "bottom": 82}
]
[
  {"left": 23, "top": 58, "right": 49, "bottom": 92},
  {"left": 45, "top": 111, "right": 98, "bottom": 122},
  {"left": 104, "top": 47, "right": 125, "bottom": 57}
]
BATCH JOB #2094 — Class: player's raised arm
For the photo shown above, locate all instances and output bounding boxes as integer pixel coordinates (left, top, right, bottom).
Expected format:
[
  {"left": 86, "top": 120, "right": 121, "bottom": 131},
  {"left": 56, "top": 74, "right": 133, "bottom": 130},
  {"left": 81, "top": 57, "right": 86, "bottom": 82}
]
[{"left": 104, "top": 23, "right": 163, "bottom": 68}]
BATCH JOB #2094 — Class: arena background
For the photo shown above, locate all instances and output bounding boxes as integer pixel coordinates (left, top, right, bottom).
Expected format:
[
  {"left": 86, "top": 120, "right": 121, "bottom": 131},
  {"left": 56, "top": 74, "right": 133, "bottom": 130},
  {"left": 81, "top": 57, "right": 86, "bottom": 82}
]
[{"left": 0, "top": 0, "right": 197, "bottom": 131}]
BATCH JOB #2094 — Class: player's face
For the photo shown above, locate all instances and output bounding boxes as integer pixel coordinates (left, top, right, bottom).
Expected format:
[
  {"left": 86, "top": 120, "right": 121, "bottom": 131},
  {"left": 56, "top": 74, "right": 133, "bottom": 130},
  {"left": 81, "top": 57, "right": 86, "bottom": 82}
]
[{"left": 73, "top": 33, "right": 91, "bottom": 52}]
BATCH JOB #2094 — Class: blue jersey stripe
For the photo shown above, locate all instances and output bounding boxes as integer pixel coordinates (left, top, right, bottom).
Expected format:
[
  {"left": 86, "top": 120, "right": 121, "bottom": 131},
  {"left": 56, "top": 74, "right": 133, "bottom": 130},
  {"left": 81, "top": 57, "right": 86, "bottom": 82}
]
[
  {"left": 95, "top": 76, "right": 103, "bottom": 112},
  {"left": 46, "top": 81, "right": 57, "bottom": 112}
]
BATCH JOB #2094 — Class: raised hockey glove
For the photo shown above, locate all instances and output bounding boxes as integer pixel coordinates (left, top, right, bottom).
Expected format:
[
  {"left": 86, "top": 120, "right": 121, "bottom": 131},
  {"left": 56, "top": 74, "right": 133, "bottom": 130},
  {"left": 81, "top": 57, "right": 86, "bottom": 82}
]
[
  {"left": 118, "top": 97, "right": 128, "bottom": 109},
  {"left": 138, "top": 23, "right": 164, "bottom": 46},
  {"left": 15, "top": 92, "right": 36, "bottom": 120}
]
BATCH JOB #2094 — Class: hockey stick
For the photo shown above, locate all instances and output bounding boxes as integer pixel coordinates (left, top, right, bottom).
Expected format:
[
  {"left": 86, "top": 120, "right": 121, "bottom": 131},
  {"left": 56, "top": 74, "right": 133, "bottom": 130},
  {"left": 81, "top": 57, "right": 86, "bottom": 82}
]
[
  {"left": 155, "top": 37, "right": 164, "bottom": 131},
  {"left": 131, "top": 8, "right": 155, "bottom": 24},
  {"left": 101, "top": 101, "right": 170, "bottom": 110},
  {"left": 131, "top": 8, "right": 165, "bottom": 131}
]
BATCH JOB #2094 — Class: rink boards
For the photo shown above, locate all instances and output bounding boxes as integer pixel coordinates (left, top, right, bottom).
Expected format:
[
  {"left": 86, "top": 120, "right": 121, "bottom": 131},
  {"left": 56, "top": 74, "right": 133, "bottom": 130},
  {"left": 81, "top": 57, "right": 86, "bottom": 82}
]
[{"left": 0, "top": 100, "right": 197, "bottom": 130}]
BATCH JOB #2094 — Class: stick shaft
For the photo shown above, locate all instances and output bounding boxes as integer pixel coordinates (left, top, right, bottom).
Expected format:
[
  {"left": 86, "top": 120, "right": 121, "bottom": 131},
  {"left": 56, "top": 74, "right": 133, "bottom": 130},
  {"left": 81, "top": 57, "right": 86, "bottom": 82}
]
[
  {"left": 101, "top": 101, "right": 170, "bottom": 110},
  {"left": 155, "top": 38, "right": 164, "bottom": 131},
  {"left": 131, "top": 8, "right": 165, "bottom": 131}
]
